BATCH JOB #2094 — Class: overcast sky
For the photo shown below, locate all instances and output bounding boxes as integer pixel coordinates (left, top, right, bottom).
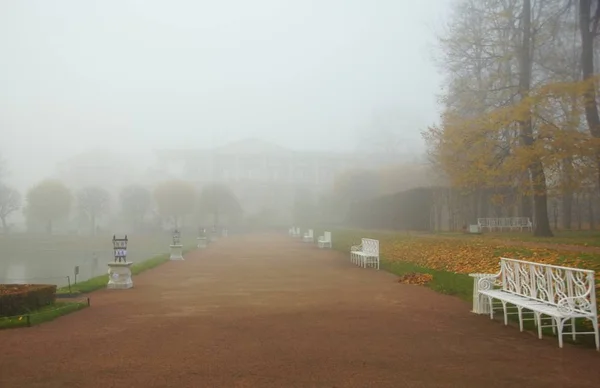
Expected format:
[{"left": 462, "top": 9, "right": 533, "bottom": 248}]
[{"left": 0, "top": 0, "right": 450, "bottom": 188}]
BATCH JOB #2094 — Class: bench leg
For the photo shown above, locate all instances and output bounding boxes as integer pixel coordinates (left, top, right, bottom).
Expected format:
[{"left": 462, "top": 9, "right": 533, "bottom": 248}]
[
  {"left": 488, "top": 296, "right": 495, "bottom": 320},
  {"left": 571, "top": 317, "right": 576, "bottom": 342},
  {"left": 534, "top": 312, "right": 543, "bottom": 339},
  {"left": 593, "top": 319, "right": 600, "bottom": 351},
  {"left": 501, "top": 301, "right": 508, "bottom": 325},
  {"left": 555, "top": 317, "right": 566, "bottom": 348},
  {"left": 517, "top": 306, "right": 524, "bottom": 332}
]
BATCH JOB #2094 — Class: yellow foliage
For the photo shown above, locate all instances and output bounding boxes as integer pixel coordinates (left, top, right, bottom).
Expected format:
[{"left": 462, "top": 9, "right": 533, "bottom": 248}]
[
  {"left": 380, "top": 237, "right": 598, "bottom": 275},
  {"left": 426, "top": 77, "right": 600, "bottom": 194},
  {"left": 398, "top": 272, "right": 434, "bottom": 285}
]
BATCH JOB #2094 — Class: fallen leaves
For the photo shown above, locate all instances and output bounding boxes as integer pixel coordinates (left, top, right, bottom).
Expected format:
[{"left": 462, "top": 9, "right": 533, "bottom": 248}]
[
  {"left": 398, "top": 272, "right": 434, "bottom": 285},
  {"left": 380, "top": 237, "right": 600, "bottom": 275}
]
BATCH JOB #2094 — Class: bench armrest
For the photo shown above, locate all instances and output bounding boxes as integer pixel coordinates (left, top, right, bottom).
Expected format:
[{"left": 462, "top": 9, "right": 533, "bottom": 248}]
[
  {"left": 350, "top": 244, "right": 362, "bottom": 252},
  {"left": 477, "top": 273, "right": 501, "bottom": 291}
]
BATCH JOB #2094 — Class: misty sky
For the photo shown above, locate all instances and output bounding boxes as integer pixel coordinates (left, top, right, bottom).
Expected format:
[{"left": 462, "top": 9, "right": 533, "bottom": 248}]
[{"left": 0, "top": 0, "right": 450, "bottom": 188}]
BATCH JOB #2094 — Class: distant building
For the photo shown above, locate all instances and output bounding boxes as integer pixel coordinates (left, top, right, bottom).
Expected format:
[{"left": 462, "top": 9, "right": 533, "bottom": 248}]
[{"left": 152, "top": 138, "right": 405, "bottom": 223}]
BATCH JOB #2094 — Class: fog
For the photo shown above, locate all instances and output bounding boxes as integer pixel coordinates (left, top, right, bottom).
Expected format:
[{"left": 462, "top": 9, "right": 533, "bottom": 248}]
[{"left": 0, "top": 0, "right": 449, "bottom": 191}]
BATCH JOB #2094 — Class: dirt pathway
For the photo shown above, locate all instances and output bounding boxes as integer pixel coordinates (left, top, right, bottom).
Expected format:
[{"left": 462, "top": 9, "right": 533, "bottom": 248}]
[{"left": 0, "top": 234, "right": 598, "bottom": 387}]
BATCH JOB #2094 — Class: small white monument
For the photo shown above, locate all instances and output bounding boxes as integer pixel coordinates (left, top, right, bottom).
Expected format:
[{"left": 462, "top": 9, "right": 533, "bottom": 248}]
[
  {"left": 197, "top": 227, "right": 208, "bottom": 249},
  {"left": 222, "top": 227, "right": 228, "bottom": 237},
  {"left": 170, "top": 229, "right": 184, "bottom": 260},
  {"left": 107, "top": 235, "right": 133, "bottom": 289}
]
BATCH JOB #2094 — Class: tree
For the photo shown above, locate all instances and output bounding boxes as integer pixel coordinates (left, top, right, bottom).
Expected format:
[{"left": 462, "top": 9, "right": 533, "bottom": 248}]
[
  {"left": 77, "top": 186, "right": 110, "bottom": 235},
  {"left": 0, "top": 183, "right": 21, "bottom": 232},
  {"left": 153, "top": 180, "right": 196, "bottom": 227},
  {"left": 579, "top": 0, "right": 600, "bottom": 192},
  {"left": 26, "top": 179, "right": 72, "bottom": 234},
  {"left": 197, "top": 183, "right": 243, "bottom": 226},
  {"left": 120, "top": 185, "right": 152, "bottom": 230}
]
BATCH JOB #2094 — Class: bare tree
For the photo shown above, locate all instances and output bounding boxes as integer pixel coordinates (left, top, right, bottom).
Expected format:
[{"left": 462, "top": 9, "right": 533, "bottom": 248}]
[{"left": 0, "top": 183, "right": 21, "bottom": 232}]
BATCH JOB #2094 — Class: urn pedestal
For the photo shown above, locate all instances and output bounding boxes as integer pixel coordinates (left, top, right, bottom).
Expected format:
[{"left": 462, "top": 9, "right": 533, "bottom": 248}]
[
  {"left": 197, "top": 237, "right": 208, "bottom": 249},
  {"left": 107, "top": 262, "right": 133, "bottom": 289},
  {"left": 170, "top": 244, "right": 184, "bottom": 260}
]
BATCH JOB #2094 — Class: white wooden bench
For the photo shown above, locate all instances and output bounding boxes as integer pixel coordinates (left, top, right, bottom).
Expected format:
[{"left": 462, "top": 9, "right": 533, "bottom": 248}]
[
  {"left": 318, "top": 231, "right": 332, "bottom": 249},
  {"left": 477, "top": 217, "right": 533, "bottom": 232},
  {"left": 289, "top": 227, "right": 301, "bottom": 238},
  {"left": 302, "top": 229, "right": 314, "bottom": 243},
  {"left": 472, "top": 258, "right": 599, "bottom": 350},
  {"left": 350, "top": 238, "right": 379, "bottom": 269}
]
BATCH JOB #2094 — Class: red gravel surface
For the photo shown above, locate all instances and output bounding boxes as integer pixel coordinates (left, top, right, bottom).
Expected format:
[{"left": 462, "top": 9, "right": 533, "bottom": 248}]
[{"left": 0, "top": 234, "right": 599, "bottom": 388}]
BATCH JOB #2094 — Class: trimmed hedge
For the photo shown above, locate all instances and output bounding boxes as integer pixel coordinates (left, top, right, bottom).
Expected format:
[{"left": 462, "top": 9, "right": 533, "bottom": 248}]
[
  {"left": 346, "top": 187, "right": 433, "bottom": 231},
  {"left": 0, "top": 284, "right": 57, "bottom": 317}
]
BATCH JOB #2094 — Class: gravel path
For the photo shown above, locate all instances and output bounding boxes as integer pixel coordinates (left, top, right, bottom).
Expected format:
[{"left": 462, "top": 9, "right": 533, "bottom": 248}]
[{"left": 0, "top": 234, "right": 598, "bottom": 387}]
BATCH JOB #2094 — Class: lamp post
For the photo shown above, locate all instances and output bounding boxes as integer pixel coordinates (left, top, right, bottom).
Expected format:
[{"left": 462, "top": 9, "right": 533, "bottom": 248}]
[
  {"left": 107, "top": 235, "right": 133, "bottom": 289},
  {"left": 169, "top": 229, "right": 184, "bottom": 260}
]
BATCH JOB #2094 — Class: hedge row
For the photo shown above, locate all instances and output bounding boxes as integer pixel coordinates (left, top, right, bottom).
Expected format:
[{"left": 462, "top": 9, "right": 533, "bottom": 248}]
[
  {"left": 0, "top": 284, "right": 57, "bottom": 317},
  {"left": 345, "top": 187, "right": 433, "bottom": 231}
]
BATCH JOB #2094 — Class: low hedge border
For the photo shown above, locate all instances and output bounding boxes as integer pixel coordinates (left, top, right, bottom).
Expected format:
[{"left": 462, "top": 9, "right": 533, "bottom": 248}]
[{"left": 0, "top": 284, "right": 57, "bottom": 317}]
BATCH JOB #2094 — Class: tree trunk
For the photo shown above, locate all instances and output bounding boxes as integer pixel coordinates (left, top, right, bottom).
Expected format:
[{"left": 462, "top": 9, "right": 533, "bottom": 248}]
[
  {"left": 519, "top": 0, "right": 553, "bottom": 237},
  {"left": 46, "top": 219, "right": 53, "bottom": 234},
  {"left": 0, "top": 216, "right": 7, "bottom": 233},
  {"left": 579, "top": 0, "right": 600, "bottom": 193},
  {"left": 562, "top": 192, "right": 573, "bottom": 230},
  {"left": 589, "top": 193, "right": 595, "bottom": 229},
  {"left": 91, "top": 214, "right": 96, "bottom": 236}
]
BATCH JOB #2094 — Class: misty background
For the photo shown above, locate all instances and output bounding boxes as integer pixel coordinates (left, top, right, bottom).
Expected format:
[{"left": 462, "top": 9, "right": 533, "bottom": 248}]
[{"left": 0, "top": 0, "right": 449, "bottom": 193}]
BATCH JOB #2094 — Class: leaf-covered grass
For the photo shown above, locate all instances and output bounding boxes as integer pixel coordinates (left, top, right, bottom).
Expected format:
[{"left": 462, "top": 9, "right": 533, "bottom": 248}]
[
  {"left": 0, "top": 300, "right": 89, "bottom": 329},
  {"left": 437, "top": 229, "right": 600, "bottom": 247},
  {"left": 328, "top": 228, "right": 599, "bottom": 347}
]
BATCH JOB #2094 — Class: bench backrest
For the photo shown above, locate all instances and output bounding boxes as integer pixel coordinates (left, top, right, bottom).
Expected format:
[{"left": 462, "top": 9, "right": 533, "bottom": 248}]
[
  {"left": 499, "top": 258, "right": 596, "bottom": 315},
  {"left": 477, "top": 217, "right": 532, "bottom": 227},
  {"left": 361, "top": 238, "right": 379, "bottom": 256},
  {"left": 324, "top": 231, "right": 331, "bottom": 242}
]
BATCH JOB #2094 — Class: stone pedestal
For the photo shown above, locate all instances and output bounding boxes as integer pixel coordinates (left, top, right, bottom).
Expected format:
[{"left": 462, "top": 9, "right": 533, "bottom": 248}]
[
  {"left": 170, "top": 244, "right": 184, "bottom": 260},
  {"left": 107, "top": 262, "right": 133, "bottom": 289},
  {"left": 197, "top": 237, "right": 208, "bottom": 249}
]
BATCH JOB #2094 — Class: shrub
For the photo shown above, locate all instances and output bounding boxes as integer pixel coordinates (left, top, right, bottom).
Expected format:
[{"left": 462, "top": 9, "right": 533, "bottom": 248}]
[{"left": 0, "top": 284, "right": 57, "bottom": 317}]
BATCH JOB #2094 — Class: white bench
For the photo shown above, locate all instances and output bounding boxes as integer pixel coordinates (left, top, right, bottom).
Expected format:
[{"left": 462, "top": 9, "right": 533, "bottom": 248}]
[
  {"left": 302, "top": 229, "right": 314, "bottom": 243},
  {"left": 318, "top": 231, "right": 332, "bottom": 249},
  {"left": 477, "top": 217, "right": 533, "bottom": 232},
  {"left": 289, "top": 227, "right": 301, "bottom": 238},
  {"left": 350, "top": 238, "right": 379, "bottom": 269},
  {"left": 473, "top": 258, "right": 599, "bottom": 350}
]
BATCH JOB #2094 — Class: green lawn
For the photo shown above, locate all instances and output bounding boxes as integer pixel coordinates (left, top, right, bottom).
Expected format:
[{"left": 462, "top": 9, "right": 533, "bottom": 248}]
[{"left": 0, "top": 300, "right": 89, "bottom": 329}]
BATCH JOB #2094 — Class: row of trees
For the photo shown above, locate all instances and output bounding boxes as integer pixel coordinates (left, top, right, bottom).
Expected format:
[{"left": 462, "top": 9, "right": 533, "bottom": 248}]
[
  {"left": 424, "top": 0, "right": 600, "bottom": 236},
  {"left": 0, "top": 175, "right": 242, "bottom": 234}
]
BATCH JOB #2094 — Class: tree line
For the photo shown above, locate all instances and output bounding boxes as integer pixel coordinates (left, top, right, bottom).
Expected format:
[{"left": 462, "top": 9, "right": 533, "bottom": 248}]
[
  {"left": 423, "top": 0, "right": 600, "bottom": 236},
  {"left": 0, "top": 170, "right": 242, "bottom": 234}
]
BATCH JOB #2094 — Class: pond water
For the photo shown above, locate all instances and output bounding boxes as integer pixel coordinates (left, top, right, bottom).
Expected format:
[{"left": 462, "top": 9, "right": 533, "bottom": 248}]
[{"left": 0, "top": 233, "right": 195, "bottom": 287}]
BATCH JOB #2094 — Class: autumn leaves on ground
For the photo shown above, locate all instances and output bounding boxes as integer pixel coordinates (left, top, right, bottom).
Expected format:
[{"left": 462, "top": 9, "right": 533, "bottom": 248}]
[{"left": 333, "top": 229, "right": 600, "bottom": 305}]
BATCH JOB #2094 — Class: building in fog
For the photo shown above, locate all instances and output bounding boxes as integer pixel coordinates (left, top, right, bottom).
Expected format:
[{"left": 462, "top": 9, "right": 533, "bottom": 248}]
[{"left": 152, "top": 138, "right": 408, "bottom": 223}]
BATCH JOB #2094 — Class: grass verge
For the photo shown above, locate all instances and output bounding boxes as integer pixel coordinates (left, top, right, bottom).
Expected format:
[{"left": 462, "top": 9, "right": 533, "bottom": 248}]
[
  {"left": 57, "top": 247, "right": 195, "bottom": 295},
  {"left": 0, "top": 300, "right": 89, "bottom": 330}
]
